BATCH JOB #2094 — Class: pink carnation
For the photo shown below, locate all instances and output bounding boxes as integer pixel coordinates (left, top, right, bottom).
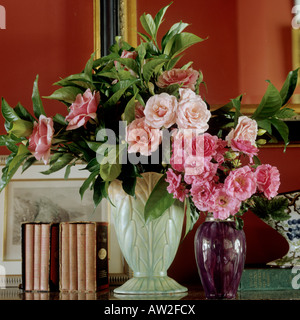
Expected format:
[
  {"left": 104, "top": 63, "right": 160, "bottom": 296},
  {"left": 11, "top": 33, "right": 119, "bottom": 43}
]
[
  {"left": 190, "top": 180, "right": 216, "bottom": 212},
  {"left": 211, "top": 188, "right": 242, "bottom": 220},
  {"left": 28, "top": 115, "right": 54, "bottom": 165},
  {"left": 184, "top": 159, "right": 218, "bottom": 184},
  {"left": 65, "top": 89, "right": 100, "bottom": 130},
  {"left": 255, "top": 164, "right": 280, "bottom": 199},
  {"left": 224, "top": 166, "right": 257, "bottom": 201},
  {"left": 156, "top": 68, "right": 199, "bottom": 90},
  {"left": 165, "top": 169, "right": 188, "bottom": 202},
  {"left": 126, "top": 118, "right": 162, "bottom": 156}
]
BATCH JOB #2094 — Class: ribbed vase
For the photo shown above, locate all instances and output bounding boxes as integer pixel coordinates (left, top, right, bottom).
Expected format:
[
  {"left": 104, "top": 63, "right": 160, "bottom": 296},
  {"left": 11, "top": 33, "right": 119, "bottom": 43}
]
[
  {"left": 194, "top": 215, "right": 246, "bottom": 299},
  {"left": 108, "top": 172, "right": 187, "bottom": 294}
]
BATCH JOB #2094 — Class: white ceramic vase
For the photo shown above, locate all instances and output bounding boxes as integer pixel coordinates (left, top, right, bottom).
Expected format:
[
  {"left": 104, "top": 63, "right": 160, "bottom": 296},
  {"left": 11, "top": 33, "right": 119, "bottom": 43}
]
[{"left": 108, "top": 172, "right": 187, "bottom": 294}]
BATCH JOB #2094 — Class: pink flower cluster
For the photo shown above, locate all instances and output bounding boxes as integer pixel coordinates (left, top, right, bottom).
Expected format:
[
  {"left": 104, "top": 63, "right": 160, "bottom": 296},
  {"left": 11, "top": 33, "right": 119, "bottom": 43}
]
[
  {"left": 166, "top": 128, "right": 281, "bottom": 220},
  {"left": 126, "top": 87, "right": 211, "bottom": 156}
]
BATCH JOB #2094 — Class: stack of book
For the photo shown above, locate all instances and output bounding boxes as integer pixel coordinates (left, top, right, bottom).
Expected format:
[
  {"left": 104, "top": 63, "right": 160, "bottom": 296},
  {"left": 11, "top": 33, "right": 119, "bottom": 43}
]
[
  {"left": 21, "top": 221, "right": 109, "bottom": 293},
  {"left": 59, "top": 222, "right": 109, "bottom": 292},
  {"left": 21, "top": 222, "right": 59, "bottom": 292}
]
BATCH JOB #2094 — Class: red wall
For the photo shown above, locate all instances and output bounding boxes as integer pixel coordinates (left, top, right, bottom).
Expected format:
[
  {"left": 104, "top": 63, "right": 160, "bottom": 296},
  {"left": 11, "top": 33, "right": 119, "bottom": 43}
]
[{"left": 0, "top": 0, "right": 94, "bottom": 153}]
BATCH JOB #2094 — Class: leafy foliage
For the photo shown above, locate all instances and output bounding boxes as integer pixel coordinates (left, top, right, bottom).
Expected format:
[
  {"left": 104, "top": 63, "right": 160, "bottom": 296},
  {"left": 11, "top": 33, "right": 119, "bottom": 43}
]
[{"left": 251, "top": 196, "right": 290, "bottom": 221}]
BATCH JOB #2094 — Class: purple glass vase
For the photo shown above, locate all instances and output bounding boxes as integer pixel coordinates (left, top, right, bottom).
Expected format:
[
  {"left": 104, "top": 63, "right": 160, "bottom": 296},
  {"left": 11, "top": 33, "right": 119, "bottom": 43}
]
[{"left": 194, "top": 216, "right": 246, "bottom": 299}]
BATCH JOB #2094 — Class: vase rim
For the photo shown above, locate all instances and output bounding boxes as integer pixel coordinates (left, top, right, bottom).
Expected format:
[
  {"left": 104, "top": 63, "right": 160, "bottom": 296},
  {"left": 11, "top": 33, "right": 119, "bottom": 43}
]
[{"left": 205, "top": 214, "right": 234, "bottom": 222}]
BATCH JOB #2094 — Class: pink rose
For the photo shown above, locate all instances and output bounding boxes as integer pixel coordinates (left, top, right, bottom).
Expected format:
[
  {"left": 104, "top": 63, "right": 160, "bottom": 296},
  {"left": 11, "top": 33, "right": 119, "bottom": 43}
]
[
  {"left": 255, "top": 164, "right": 280, "bottom": 199},
  {"left": 135, "top": 101, "right": 145, "bottom": 119},
  {"left": 226, "top": 116, "right": 258, "bottom": 146},
  {"left": 165, "top": 168, "right": 188, "bottom": 202},
  {"left": 224, "top": 166, "right": 257, "bottom": 201},
  {"left": 65, "top": 89, "right": 100, "bottom": 130},
  {"left": 28, "top": 115, "right": 54, "bottom": 165},
  {"left": 115, "top": 50, "right": 138, "bottom": 76},
  {"left": 144, "top": 93, "right": 178, "bottom": 128},
  {"left": 190, "top": 180, "right": 216, "bottom": 212},
  {"left": 184, "top": 158, "right": 218, "bottom": 183},
  {"left": 176, "top": 89, "right": 211, "bottom": 132},
  {"left": 126, "top": 117, "right": 162, "bottom": 156},
  {"left": 156, "top": 68, "right": 199, "bottom": 90},
  {"left": 231, "top": 139, "right": 258, "bottom": 160},
  {"left": 170, "top": 132, "right": 186, "bottom": 172},
  {"left": 211, "top": 187, "right": 241, "bottom": 220},
  {"left": 120, "top": 50, "right": 138, "bottom": 59}
]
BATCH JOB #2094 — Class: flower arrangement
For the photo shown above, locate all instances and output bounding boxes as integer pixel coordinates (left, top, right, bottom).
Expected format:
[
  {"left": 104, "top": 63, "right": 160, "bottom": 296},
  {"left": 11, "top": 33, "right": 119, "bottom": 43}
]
[{"left": 0, "top": 3, "right": 297, "bottom": 233}]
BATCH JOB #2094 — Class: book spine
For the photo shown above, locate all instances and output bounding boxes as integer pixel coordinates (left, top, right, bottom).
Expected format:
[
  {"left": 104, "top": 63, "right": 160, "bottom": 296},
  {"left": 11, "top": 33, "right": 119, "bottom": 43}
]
[
  {"left": 77, "top": 224, "right": 86, "bottom": 291},
  {"left": 40, "top": 224, "right": 50, "bottom": 291},
  {"left": 239, "top": 268, "right": 295, "bottom": 291},
  {"left": 50, "top": 224, "right": 60, "bottom": 290},
  {"left": 86, "top": 223, "right": 96, "bottom": 292},
  {"left": 33, "top": 224, "right": 41, "bottom": 291},
  {"left": 25, "top": 224, "right": 34, "bottom": 291},
  {"left": 69, "top": 223, "right": 77, "bottom": 291},
  {"left": 96, "top": 223, "right": 109, "bottom": 290},
  {"left": 60, "top": 223, "right": 70, "bottom": 291}
]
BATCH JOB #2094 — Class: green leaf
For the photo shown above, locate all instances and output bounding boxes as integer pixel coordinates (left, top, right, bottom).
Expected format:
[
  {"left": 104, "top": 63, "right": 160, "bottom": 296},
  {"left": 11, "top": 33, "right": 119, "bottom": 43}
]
[
  {"left": 41, "top": 153, "right": 74, "bottom": 175},
  {"left": 122, "top": 177, "right": 137, "bottom": 197},
  {"left": 99, "top": 144, "right": 125, "bottom": 182},
  {"left": 14, "top": 103, "right": 35, "bottom": 122},
  {"left": 279, "top": 69, "right": 299, "bottom": 106},
  {"left": 257, "top": 119, "right": 272, "bottom": 134},
  {"left": 79, "top": 170, "right": 98, "bottom": 200},
  {"left": 252, "top": 81, "right": 282, "bottom": 120},
  {"left": 9, "top": 120, "right": 33, "bottom": 138},
  {"left": 64, "top": 163, "right": 74, "bottom": 180},
  {"left": 275, "top": 108, "right": 296, "bottom": 119},
  {"left": 137, "top": 32, "right": 151, "bottom": 42},
  {"left": 53, "top": 113, "right": 67, "bottom": 125},
  {"left": 0, "top": 145, "right": 30, "bottom": 192},
  {"left": 1, "top": 98, "right": 20, "bottom": 123},
  {"left": 184, "top": 197, "right": 192, "bottom": 239},
  {"left": 84, "top": 53, "right": 95, "bottom": 80},
  {"left": 32, "top": 75, "right": 46, "bottom": 118},
  {"left": 142, "top": 58, "right": 168, "bottom": 83},
  {"left": 123, "top": 91, "right": 138, "bottom": 123},
  {"left": 162, "top": 21, "right": 190, "bottom": 52},
  {"left": 144, "top": 173, "right": 176, "bottom": 222},
  {"left": 140, "top": 13, "right": 156, "bottom": 39},
  {"left": 117, "top": 58, "right": 139, "bottom": 75},
  {"left": 100, "top": 162, "right": 122, "bottom": 182},
  {"left": 235, "top": 216, "right": 244, "bottom": 230},
  {"left": 269, "top": 118, "right": 289, "bottom": 148},
  {"left": 231, "top": 95, "right": 243, "bottom": 126},
  {"left": 93, "top": 176, "right": 104, "bottom": 208},
  {"left": 251, "top": 196, "right": 290, "bottom": 221},
  {"left": 168, "top": 32, "right": 206, "bottom": 58},
  {"left": 103, "top": 79, "right": 139, "bottom": 108},
  {"left": 45, "top": 87, "right": 83, "bottom": 104},
  {"left": 153, "top": 2, "right": 172, "bottom": 39},
  {"left": 22, "top": 156, "right": 37, "bottom": 173}
]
